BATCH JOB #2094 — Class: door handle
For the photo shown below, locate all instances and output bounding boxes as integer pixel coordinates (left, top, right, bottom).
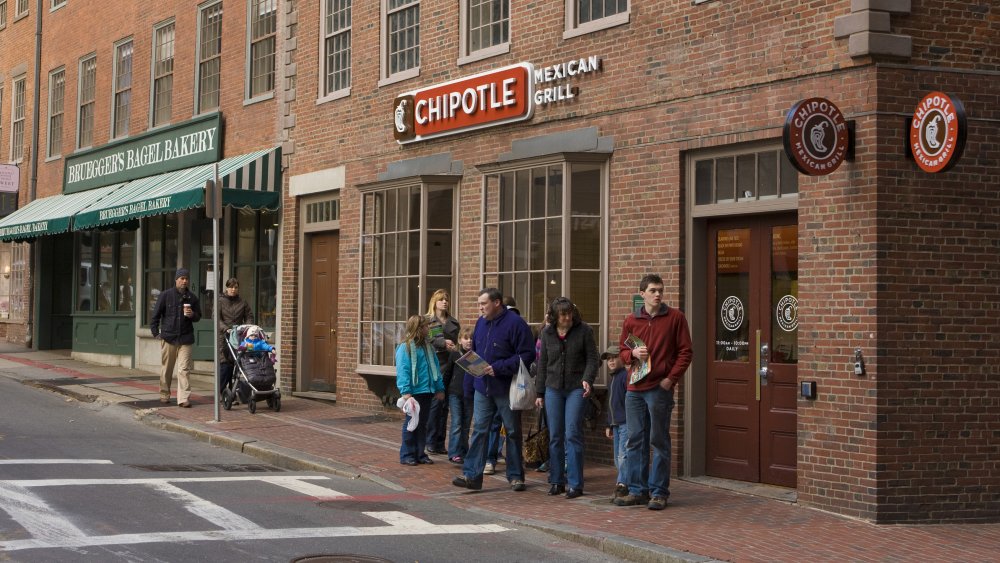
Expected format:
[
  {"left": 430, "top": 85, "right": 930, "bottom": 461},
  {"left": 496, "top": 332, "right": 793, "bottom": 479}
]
[
  {"left": 759, "top": 343, "right": 769, "bottom": 385},
  {"left": 330, "top": 329, "right": 337, "bottom": 334}
]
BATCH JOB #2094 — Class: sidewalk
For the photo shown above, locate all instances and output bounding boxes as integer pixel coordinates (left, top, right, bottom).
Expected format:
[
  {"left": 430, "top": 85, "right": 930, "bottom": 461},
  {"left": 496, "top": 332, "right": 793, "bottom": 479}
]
[{"left": 1, "top": 346, "right": 998, "bottom": 562}]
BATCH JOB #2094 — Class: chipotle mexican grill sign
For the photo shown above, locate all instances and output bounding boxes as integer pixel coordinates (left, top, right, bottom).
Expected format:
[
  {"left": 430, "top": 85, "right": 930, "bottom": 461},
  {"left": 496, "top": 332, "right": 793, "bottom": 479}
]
[
  {"left": 782, "top": 98, "right": 850, "bottom": 176},
  {"left": 910, "top": 91, "right": 967, "bottom": 174},
  {"left": 393, "top": 63, "right": 534, "bottom": 144}
]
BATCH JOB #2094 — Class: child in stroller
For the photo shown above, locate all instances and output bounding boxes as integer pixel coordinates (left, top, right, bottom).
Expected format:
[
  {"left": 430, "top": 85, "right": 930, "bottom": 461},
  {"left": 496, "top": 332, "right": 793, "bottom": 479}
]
[{"left": 221, "top": 324, "right": 281, "bottom": 413}]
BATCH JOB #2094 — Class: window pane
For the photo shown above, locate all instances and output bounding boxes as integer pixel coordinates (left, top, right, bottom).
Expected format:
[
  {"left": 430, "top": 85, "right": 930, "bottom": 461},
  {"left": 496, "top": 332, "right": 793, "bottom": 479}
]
[
  {"left": 570, "top": 215, "right": 600, "bottom": 270},
  {"left": 118, "top": 231, "right": 136, "bottom": 312},
  {"left": 758, "top": 151, "right": 777, "bottom": 198},
  {"left": 529, "top": 219, "right": 544, "bottom": 271},
  {"left": 236, "top": 210, "right": 256, "bottom": 262},
  {"left": 547, "top": 165, "right": 562, "bottom": 216},
  {"left": 715, "top": 228, "right": 751, "bottom": 362},
  {"left": 736, "top": 154, "right": 755, "bottom": 201},
  {"left": 546, "top": 218, "right": 561, "bottom": 270},
  {"left": 780, "top": 152, "right": 798, "bottom": 195},
  {"left": 77, "top": 233, "right": 94, "bottom": 312},
  {"left": 571, "top": 270, "right": 600, "bottom": 324},
  {"left": 427, "top": 231, "right": 451, "bottom": 275},
  {"left": 96, "top": 232, "right": 115, "bottom": 312},
  {"left": 257, "top": 265, "right": 277, "bottom": 329},
  {"left": 570, "top": 163, "right": 601, "bottom": 215},
  {"left": 500, "top": 171, "right": 513, "bottom": 221},
  {"left": 257, "top": 210, "right": 279, "bottom": 262},
  {"left": 695, "top": 159, "right": 713, "bottom": 205},
  {"left": 717, "top": 157, "right": 735, "bottom": 203}
]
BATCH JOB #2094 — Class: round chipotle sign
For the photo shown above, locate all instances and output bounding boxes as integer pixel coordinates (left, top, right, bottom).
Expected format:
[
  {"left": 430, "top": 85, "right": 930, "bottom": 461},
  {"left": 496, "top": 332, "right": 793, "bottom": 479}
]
[
  {"left": 783, "top": 98, "right": 850, "bottom": 176},
  {"left": 910, "top": 91, "right": 966, "bottom": 174}
]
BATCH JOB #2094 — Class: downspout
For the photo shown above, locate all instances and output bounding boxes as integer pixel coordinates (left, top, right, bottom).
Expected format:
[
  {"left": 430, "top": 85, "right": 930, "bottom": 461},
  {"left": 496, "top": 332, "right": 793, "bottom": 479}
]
[{"left": 26, "top": 0, "right": 43, "bottom": 347}]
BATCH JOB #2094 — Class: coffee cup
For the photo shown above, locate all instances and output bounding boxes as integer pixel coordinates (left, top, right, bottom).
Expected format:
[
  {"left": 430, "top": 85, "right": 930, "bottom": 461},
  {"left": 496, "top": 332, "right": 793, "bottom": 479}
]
[{"left": 183, "top": 304, "right": 192, "bottom": 315}]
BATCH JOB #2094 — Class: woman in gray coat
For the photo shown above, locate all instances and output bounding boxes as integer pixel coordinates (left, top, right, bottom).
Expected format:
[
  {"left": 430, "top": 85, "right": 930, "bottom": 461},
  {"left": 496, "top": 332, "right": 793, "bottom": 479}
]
[
  {"left": 217, "top": 277, "right": 254, "bottom": 395},
  {"left": 533, "top": 297, "right": 599, "bottom": 499}
]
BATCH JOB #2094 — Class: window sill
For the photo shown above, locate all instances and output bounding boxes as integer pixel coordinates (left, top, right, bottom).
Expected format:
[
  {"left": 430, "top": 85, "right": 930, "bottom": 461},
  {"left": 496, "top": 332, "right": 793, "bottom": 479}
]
[
  {"left": 243, "top": 91, "right": 275, "bottom": 107},
  {"left": 44, "top": 154, "right": 61, "bottom": 164},
  {"left": 357, "top": 364, "right": 395, "bottom": 377},
  {"left": 457, "top": 43, "right": 510, "bottom": 67},
  {"left": 13, "top": 13, "right": 28, "bottom": 24},
  {"left": 317, "top": 88, "right": 351, "bottom": 105},
  {"left": 377, "top": 67, "right": 420, "bottom": 89},
  {"left": 563, "top": 12, "right": 630, "bottom": 40}
]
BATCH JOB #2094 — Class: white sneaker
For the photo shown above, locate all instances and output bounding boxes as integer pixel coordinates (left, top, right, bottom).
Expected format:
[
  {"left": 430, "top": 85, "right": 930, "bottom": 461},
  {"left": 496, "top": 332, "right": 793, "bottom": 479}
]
[{"left": 484, "top": 462, "right": 495, "bottom": 475}]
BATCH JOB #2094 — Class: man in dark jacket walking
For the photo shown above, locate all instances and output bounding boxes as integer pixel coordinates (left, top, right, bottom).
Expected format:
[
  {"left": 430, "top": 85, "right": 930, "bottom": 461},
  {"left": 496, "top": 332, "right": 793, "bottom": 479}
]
[{"left": 151, "top": 268, "right": 202, "bottom": 407}]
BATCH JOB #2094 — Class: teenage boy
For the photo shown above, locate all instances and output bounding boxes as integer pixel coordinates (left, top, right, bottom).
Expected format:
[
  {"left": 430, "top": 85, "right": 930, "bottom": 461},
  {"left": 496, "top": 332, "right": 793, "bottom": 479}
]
[
  {"left": 615, "top": 274, "right": 692, "bottom": 510},
  {"left": 603, "top": 345, "right": 629, "bottom": 501}
]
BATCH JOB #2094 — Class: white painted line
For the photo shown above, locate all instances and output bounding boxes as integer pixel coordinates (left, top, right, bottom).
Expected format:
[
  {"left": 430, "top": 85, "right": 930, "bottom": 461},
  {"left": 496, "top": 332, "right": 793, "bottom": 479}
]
[
  {"left": 0, "top": 459, "right": 113, "bottom": 465},
  {"left": 147, "top": 482, "right": 263, "bottom": 531},
  {"left": 264, "top": 476, "right": 349, "bottom": 499},
  {"left": 0, "top": 482, "right": 88, "bottom": 543},
  {"left": 4, "top": 476, "right": 333, "bottom": 487}
]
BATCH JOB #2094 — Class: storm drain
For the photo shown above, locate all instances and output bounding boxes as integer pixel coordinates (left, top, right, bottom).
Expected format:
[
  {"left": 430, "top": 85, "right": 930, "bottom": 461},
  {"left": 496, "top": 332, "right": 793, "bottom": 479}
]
[
  {"left": 291, "top": 556, "right": 392, "bottom": 563},
  {"left": 125, "top": 463, "right": 285, "bottom": 472}
]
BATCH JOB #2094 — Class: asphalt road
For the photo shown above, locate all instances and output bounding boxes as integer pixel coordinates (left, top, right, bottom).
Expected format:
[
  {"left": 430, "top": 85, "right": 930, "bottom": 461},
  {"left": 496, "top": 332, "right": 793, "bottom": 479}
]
[{"left": 0, "top": 376, "right": 622, "bottom": 562}]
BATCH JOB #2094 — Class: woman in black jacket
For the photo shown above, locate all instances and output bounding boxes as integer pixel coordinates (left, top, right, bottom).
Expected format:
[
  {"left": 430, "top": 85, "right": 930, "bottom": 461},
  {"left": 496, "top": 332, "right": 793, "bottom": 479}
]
[
  {"left": 533, "top": 297, "right": 599, "bottom": 499},
  {"left": 217, "top": 277, "right": 254, "bottom": 397}
]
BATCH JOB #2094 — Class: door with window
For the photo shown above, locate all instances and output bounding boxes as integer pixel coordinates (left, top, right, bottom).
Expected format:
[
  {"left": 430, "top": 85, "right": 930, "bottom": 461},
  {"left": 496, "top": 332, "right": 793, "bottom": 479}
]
[
  {"left": 304, "top": 231, "right": 338, "bottom": 392},
  {"left": 706, "top": 214, "right": 798, "bottom": 487}
]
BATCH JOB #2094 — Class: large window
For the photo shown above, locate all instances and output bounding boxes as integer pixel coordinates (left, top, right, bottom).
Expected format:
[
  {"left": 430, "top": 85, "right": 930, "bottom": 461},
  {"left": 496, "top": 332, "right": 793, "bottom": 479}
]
[
  {"left": 47, "top": 68, "right": 65, "bottom": 159},
  {"left": 359, "top": 181, "right": 455, "bottom": 368},
  {"left": 693, "top": 148, "right": 798, "bottom": 207},
  {"left": 232, "top": 209, "right": 279, "bottom": 330},
  {"left": 14, "top": 0, "right": 25, "bottom": 18},
  {"left": 142, "top": 215, "right": 179, "bottom": 324},
  {"left": 483, "top": 161, "right": 605, "bottom": 337},
  {"left": 151, "top": 21, "right": 175, "bottom": 127},
  {"left": 380, "top": 0, "right": 419, "bottom": 85},
  {"left": 9, "top": 76, "right": 25, "bottom": 162},
  {"left": 460, "top": 0, "right": 509, "bottom": 63},
  {"left": 321, "top": 0, "right": 351, "bottom": 99},
  {"left": 197, "top": 1, "right": 223, "bottom": 113},
  {"left": 0, "top": 242, "right": 27, "bottom": 320},
  {"left": 565, "top": 0, "right": 629, "bottom": 39},
  {"left": 112, "top": 39, "right": 134, "bottom": 139},
  {"left": 75, "top": 230, "right": 136, "bottom": 314},
  {"left": 247, "top": 0, "right": 277, "bottom": 99},
  {"left": 1, "top": 1, "right": 7, "bottom": 29},
  {"left": 77, "top": 55, "right": 96, "bottom": 149}
]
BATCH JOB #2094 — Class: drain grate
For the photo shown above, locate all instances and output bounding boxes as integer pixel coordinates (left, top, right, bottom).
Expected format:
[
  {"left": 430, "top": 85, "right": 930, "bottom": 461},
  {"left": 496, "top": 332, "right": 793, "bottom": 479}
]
[
  {"left": 291, "top": 556, "right": 393, "bottom": 563},
  {"left": 125, "top": 463, "right": 285, "bottom": 472}
]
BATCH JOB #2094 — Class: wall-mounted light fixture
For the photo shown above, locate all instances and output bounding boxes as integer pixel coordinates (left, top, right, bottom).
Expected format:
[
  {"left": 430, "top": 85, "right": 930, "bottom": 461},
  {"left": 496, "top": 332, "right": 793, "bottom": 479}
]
[{"left": 2, "top": 266, "right": 10, "bottom": 279}]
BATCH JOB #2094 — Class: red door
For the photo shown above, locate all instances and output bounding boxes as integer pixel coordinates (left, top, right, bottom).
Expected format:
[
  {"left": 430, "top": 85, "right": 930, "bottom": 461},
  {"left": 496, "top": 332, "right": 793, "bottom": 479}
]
[{"left": 706, "top": 215, "right": 798, "bottom": 487}]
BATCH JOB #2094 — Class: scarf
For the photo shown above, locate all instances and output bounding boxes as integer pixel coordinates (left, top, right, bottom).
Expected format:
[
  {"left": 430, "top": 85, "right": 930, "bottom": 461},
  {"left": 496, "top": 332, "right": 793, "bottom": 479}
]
[{"left": 407, "top": 341, "right": 441, "bottom": 388}]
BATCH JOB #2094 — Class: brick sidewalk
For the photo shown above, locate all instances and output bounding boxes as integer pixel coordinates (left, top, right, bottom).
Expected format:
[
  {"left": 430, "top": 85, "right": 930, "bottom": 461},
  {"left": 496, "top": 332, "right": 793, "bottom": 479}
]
[{"left": 4, "top": 350, "right": 1000, "bottom": 562}]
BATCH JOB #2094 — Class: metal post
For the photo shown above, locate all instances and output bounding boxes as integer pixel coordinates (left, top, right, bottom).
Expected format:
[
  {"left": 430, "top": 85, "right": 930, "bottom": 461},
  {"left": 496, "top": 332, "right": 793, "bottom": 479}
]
[{"left": 212, "top": 164, "right": 221, "bottom": 422}]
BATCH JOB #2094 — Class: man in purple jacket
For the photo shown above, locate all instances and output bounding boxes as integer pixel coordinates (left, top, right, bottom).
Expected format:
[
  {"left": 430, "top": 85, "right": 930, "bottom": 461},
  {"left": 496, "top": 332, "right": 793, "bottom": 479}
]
[{"left": 452, "top": 288, "right": 535, "bottom": 492}]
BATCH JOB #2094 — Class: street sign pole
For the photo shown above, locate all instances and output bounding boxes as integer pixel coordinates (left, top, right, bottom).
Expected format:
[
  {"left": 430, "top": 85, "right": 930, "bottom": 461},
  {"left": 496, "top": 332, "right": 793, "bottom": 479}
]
[{"left": 206, "top": 167, "right": 222, "bottom": 422}]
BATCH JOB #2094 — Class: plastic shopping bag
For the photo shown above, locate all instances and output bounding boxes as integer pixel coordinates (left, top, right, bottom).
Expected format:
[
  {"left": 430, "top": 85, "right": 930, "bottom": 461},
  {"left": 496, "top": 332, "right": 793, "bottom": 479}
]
[{"left": 509, "top": 359, "right": 536, "bottom": 410}]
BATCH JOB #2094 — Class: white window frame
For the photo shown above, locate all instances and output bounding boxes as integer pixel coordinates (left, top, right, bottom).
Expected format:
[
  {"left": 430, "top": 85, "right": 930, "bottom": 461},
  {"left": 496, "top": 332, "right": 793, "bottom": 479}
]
[
  {"left": 0, "top": 0, "right": 8, "bottom": 29},
  {"left": 13, "top": 0, "right": 26, "bottom": 20},
  {"left": 195, "top": 0, "right": 223, "bottom": 114},
  {"left": 458, "top": 0, "right": 510, "bottom": 66},
  {"left": 245, "top": 0, "right": 277, "bottom": 102},
  {"left": 46, "top": 66, "right": 66, "bottom": 160},
  {"left": 111, "top": 38, "right": 134, "bottom": 140},
  {"left": 318, "top": 0, "right": 352, "bottom": 103},
  {"left": 9, "top": 75, "right": 26, "bottom": 163},
  {"left": 76, "top": 54, "right": 97, "bottom": 150},
  {"left": 378, "top": 0, "right": 420, "bottom": 87},
  {"left": 50, "top": 0, "right": 66, "bottom": 11},
  {"left": 564, "top": 0, "right": 630, "bottom": 40},
  {"left": 149, "top": 19, "right": 175, "bottom": 128}
]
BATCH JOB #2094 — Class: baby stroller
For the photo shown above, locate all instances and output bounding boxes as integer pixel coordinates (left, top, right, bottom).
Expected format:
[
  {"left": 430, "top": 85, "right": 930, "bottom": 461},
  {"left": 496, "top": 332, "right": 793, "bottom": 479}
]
[{"left": 222, "top": 324, "right": 281, "bottom": 413}]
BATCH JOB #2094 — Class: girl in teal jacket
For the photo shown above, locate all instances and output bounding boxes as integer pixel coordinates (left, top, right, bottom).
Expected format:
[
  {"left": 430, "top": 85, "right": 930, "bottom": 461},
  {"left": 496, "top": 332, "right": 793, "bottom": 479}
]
[{"left": 396, "top": 315, "right": 445, "bottom": 465}]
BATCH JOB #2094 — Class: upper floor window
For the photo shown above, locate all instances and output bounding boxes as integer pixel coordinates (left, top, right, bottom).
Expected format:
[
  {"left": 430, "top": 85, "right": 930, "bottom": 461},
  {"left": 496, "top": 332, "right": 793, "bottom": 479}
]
[
  {"left": 151, "top": 21, "right": 175, "bottom": 127},
  {"left": 77, "top": 55, "right": 97, "bottom": 149},
  {"left": 247, "top": 0, "right": 277, "bottom": 99},
  {"left": 1, "top": 1, "right": 8, "bottom": 29},
  {"left": 459, "top": 0, "right": 509, "bottom": 64},
  {"left": 14, "top": 0, "right": 26, "bottom": 19},
  {"left": 112, "top": 39, "right": 134, "bottom": 139},
  {"left": 565, "top": 0, "right": 629, "bottom": 39},
  {"left": 197, "top": 1, "right": 223, "bottom": 113},
  {"left": 51, "top": 0, "right": 66, "bottom": 9},
  {"left": 693, "top": 148, "right": 799, "bottom": 209},
  {"left": 47, "top": 68, "right": 65, "bottom": 159},
  {"left": 321, "top": 0, "right": 351, "bottom": 99},
  {"left": 9, "top": 76, "right": 26, "bottom": 162},
  {"left": 380, "top": 0, "right": 419, "bottom": 86}
]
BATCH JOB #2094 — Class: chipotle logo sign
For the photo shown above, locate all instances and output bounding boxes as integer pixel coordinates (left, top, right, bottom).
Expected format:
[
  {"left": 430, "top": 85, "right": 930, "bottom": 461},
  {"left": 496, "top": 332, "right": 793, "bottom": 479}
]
[
  {"left": 910, "top": 91, "right": 967, "bottom": 174},
  {"left": 782, "top": 97, "right": 850, "bottom": 176},
  {"left": 393, "top": 63, "right": 534, "bottom": 144}
]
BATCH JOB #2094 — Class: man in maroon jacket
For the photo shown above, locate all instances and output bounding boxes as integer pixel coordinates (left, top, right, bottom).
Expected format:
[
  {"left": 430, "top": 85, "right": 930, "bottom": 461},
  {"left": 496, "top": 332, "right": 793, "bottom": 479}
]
[{"left": 614, "top": 274, "right": 693, "bottom": 510}]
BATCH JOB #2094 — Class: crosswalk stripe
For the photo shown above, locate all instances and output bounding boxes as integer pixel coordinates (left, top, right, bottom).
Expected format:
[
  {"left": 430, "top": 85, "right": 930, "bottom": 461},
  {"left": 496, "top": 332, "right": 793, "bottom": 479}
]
[
  {"left": 0, "top": 459, "right": 113, "bottom": 465},
  {"left": 0, "top": 482, "right": 88, "bottom": 543},
  {"left": 147, "top": 482, "right": 263, "bottom": 531}
]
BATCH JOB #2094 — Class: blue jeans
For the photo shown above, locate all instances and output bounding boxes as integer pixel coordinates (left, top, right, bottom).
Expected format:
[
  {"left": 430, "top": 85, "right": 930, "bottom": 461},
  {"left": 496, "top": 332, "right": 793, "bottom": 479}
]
[
  {"left": 486, "top": 410, "right": 504, "bottom": 464},
  {"left": 399, "top": 393, "right": 433, "bottom": 464},
  {"left": 462, "top": 391, "right": 524, "bottom": 482},
  {"left": 544, "top": 387, "right": 586, "bottom": 490},
  {"left": 426, "top": 393, "right": 449, "bottom": 451},
  {"left": 612, "top": 422, "right": 629, "bottom": 485},
  {"left": 624, "top": 386, "right": 674, "bottom": 498},
  {"left": 447, "top": 393, "right": 473, "bottom": 458}
]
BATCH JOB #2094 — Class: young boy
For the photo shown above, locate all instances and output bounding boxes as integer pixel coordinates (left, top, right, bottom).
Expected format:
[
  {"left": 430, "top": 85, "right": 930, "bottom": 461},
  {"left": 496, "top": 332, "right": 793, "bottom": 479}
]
[{"left": 603, "top": 345, "right": 629, "bottom": 501}]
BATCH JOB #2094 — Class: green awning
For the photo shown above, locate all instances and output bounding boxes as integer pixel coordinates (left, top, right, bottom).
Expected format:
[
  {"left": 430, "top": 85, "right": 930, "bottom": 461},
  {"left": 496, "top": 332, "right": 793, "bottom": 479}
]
[
  {"left": 0, "top": 184, "right": 124, "bottom": 241},
  {"left": 72, "top": 147, "right": 281, "bottom": 231}
]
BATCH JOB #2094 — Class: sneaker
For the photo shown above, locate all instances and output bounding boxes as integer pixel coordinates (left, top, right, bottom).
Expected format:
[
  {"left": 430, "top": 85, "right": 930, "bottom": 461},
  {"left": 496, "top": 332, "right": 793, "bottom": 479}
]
[
  {"left": 613, "top": 493, "right": 650, "bottom": 507},
  {"left": 647, "top": 496, "right": 668, "bottom": 510},
  {"left": 451, "top": 475, "right": 483, "bottom": 490},
  {"left": 426, "top": 447, "right": 448, "bottom": 455},
  {"left": 612, "top": 482, "right": 628, "bottom": 501},
  {"left": 483, "top": 462, "right": 495, "bottom": 475},
  {"left": 496, "top": 456, "right": 505, "bottom": 466},
  {"left": 510, "top": 480, "right": 526, "bottom": 492},
  {"left": 535, "top": 461, "right": 549, "bottom": 473}
]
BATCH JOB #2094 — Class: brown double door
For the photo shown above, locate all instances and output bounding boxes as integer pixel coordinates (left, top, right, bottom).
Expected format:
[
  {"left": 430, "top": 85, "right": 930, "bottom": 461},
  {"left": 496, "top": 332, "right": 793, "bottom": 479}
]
[
  {"left": 706, "top": 215, "right": 798, "bottom": 487},
  {"left": 304, "top": 232, "right": 339, "bottom": 393}
]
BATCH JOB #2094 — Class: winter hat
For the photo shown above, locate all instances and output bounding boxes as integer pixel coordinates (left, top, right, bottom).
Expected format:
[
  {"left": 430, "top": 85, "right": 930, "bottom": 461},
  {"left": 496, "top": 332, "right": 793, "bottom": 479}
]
[
  {"left": 601, "top": 345, "right": 621, "bottom": 360},
  {"left": 175, "top": 268, "right": 190, "bottom": 279}
]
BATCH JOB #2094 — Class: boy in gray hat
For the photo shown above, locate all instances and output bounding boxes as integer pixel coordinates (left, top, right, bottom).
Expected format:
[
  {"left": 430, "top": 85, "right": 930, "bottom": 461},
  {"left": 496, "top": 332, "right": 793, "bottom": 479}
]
[
  {"left": 603, "top": 344, "right": 629, "bottom": 500},
  {"left": 150, "top": 268, "right": 202, "bottom": 407}
]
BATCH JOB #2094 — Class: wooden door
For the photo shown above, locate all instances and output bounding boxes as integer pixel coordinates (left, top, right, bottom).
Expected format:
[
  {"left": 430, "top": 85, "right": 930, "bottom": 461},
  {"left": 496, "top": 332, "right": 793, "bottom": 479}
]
[
  {"left": 304, "top": 231, "right": 339, "bottom": 392},
  {"left": 706, "top": 215, "right": 798, "bottom": 487}
]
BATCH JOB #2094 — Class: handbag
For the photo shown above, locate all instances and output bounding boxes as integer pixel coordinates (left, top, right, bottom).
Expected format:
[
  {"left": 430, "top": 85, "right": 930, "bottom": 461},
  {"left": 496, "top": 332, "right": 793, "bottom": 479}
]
[
  {"left": 523, "top": 411, "right": 549, "bottom": 467},
  {"left": 509, "top": 358, "right": 537, "bottom": 410}
]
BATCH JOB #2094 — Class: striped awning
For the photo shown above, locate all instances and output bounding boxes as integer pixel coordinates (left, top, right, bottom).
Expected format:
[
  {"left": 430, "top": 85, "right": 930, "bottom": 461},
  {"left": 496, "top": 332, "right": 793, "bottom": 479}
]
[
  {"left": 0, "top": 184, "right": 123, "bottom": 241},
  {"left": 72, "top": 147, "right": 281, "bottom": 231}
]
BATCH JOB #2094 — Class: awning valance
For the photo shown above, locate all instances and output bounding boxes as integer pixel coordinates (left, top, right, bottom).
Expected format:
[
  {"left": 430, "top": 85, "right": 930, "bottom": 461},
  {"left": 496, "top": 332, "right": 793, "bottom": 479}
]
[
  {"left": 72, "top": 147, "right": 281, "bottom": 231},
  {"left": 0, "top": 184, "right": 123, "bottom": 241}
]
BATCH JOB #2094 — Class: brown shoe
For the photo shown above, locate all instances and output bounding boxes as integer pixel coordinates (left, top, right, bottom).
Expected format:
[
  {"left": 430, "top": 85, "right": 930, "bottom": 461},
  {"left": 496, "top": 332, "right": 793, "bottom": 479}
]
[
  {"left": 178, "top": 402, "right": 191, "bottom": 408},
  {"left": 647, "top": 496, "right": 668, "bottom": 510},
  {"left": 613, "top": 493, "right": 650, "bottom": 507},
  {"left": 159, "top": 394, "right": 170, "bottom": 404}
]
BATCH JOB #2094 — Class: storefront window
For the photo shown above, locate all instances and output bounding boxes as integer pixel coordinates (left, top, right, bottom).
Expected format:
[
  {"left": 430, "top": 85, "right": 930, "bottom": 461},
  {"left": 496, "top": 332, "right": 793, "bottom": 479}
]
[
  {"left": 0, "top": 242, "right": 28, "bottom": 320},
  {"left": 483, "top": 161, "right": 605, "bottom": 339},
  {"left": 142, "top": 215, "right": 178, "bottom": 324},
  {"left": 233, "top": 209, "right": 279, "bottom": 330},
  {"left": 76, "top": 230, "right": 137, "bottom": 315},
  {"left": 359, "top": 182, "right": 455, "bottom": 368}
]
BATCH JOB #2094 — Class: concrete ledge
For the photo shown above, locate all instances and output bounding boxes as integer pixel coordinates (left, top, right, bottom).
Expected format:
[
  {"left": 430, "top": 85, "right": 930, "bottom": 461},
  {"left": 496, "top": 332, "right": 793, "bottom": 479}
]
[
  {"left": 834, "top": 10, "right": 891, "bottom": 38},
  {"left": 849, "top": 31, "right": 912, "bottom": 58},
  {"left": 851, "top": 0, "right": 911, "bottom": 14}
]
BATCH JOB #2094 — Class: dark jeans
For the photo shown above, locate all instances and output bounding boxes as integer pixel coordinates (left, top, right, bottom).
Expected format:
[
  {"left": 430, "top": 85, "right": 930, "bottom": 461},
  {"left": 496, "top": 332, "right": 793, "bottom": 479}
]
[
  {"left": 400, "top": 393, "right": 433, "bottom": 464},
  {"left": 447, "top": 393, "right": 473, "bottom": 459},
  {"left": 426, "top": 392, "right": 449, "bottom": 451},
  {"left": 486, "top": 410, "right": 504, "bottom": 464}
]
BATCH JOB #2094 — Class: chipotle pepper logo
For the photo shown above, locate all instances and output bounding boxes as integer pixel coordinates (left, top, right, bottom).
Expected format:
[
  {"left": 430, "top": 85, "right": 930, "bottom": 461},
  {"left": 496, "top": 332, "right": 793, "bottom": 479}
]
[
  {"left": 783, "top": 98, "right": 850, "bottom": 176},
  {"left": 910, "top": 91, "right": 966, "bottom": 174}
]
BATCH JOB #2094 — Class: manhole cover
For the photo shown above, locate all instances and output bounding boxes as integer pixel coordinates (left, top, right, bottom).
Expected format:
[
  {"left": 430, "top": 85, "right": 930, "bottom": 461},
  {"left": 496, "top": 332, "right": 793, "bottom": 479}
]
[
  {"left": 292, "top": 556, "right": 392, "bottom": 563},
  {"left": 317, "top": 500, "right": 403, "bottom": 512}
]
